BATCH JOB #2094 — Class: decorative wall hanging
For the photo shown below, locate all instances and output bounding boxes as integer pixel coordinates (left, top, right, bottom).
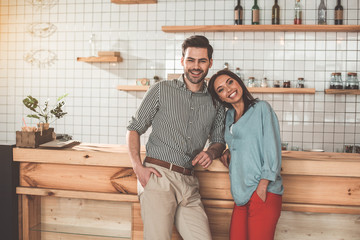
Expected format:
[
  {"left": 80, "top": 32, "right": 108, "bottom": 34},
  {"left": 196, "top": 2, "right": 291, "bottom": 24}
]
[
  {"left": 24, "top": 49, "right": 57, "bottom": 68},
  {"left": 27, "top": 0, "right": 58, "bottom": 9},
  {"left": 27, "top": 23, "right": 57, "bottom": 38}
]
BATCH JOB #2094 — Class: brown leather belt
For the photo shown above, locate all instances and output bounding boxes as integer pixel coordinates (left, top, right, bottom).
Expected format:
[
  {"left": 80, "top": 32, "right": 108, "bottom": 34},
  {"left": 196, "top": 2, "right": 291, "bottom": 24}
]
[{"left": 144, "top": 157, "right": 193, "bottom": 176}]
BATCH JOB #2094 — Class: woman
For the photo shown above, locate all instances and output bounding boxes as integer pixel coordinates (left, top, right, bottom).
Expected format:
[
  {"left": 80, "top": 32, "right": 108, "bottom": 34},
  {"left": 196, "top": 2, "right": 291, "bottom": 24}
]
[{"left": 208, "top": 70, "right": 283, "bottom": 240}]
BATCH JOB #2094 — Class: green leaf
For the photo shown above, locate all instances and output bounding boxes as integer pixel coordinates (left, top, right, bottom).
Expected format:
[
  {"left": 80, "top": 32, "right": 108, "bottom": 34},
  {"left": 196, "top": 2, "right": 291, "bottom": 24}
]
[
  {"left": 23, "top": 96, "right": 39, "bottom": 112},
  {"left": 57, "top": 93, "right": 68, "bottom": 102},
  {"left": 26, "top": 114, "right": 40, "bottom": 119},
  {"left": 23, "top": 94, "right": 68, "bottom": 124}
]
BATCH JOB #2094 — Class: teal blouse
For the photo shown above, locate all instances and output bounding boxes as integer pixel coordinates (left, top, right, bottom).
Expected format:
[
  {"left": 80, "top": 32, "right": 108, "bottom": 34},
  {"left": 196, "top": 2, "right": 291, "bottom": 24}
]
[{"left": 225, "top": 100, "right": 284, "bottom": 206}]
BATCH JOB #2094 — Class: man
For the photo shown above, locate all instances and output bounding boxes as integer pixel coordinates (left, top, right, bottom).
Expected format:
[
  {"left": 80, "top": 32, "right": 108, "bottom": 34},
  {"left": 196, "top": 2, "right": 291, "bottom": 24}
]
[{"left": 127, "top": 35, "right": 225, "bottom": 240}]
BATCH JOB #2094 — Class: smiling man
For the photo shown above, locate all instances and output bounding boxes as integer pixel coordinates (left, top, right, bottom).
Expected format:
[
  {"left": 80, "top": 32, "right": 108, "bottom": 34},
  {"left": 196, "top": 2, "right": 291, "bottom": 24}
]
[{"left": 127, "top": 35, "right": 226, "bottom": 240}]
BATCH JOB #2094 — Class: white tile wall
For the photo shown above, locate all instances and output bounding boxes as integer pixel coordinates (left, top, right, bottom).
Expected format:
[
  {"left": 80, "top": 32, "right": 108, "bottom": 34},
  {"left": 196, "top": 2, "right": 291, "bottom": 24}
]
[{"left": 0, "top": 0, "right": 359, "bottom": 152}]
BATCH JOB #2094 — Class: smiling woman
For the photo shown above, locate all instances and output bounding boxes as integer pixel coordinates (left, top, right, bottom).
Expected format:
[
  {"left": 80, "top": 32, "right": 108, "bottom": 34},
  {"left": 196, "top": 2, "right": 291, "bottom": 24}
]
[{"left": 208, "top": 69, "right": 283, "bottom": 240}]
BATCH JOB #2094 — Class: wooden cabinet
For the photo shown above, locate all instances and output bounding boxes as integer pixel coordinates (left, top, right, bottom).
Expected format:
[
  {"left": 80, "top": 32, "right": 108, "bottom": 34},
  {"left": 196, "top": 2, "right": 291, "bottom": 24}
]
[{"left": 15, "top": 145, "right": 360, "bottom": 239}]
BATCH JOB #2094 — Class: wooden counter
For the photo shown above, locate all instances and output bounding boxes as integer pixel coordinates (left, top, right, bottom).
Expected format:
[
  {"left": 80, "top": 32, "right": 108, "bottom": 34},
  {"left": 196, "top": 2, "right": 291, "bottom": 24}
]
[{"left": 14, "top": 144, "right": 360, "bottom": 240}]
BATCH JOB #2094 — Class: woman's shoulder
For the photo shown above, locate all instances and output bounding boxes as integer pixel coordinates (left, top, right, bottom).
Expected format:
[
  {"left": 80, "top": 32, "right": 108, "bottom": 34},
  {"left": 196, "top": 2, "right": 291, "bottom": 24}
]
[
  {"left": 253, "top": 100, "right": 274, "bottom": 113},
  {"left": 254, "top": 100, "right": 270, "bottom": 108}
]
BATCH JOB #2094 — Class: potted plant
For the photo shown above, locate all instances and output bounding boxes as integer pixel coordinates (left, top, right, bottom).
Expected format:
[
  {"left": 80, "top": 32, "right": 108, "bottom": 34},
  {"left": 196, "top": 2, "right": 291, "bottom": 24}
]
[{"left": 23, "top": 93, "right": 68, "bottom": 130}]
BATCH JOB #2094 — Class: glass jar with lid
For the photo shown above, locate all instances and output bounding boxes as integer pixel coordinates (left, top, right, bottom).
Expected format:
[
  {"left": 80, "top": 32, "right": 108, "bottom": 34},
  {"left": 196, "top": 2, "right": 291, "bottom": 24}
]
[
  {"left": 345, "top": 72, "right": 359, "bottom": 89},
  {"left": 273, "top": 80, "right": 280, "bottom": 88},
  {"left": 297, "top": 78, "right": 305, "bottom": 88},
  {"left": 335, "top": 72, "right": 343, "bottom": 89},
  {"left": 283, "top": 80, "right": 291, "bottom": 88},
  {"left": 330, "top": 73, "right": 337, "bottom": 89},
  {"left": 260, "top": 77, "right": 268, "bottom": 88},
  {"left": 247, "top": 77, "right": 255, "bottom": 87}
]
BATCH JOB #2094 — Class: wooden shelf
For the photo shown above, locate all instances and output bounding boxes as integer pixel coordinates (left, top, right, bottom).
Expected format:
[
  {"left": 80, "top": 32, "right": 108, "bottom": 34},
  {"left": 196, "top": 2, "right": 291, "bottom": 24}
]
[
  {"left": 325, "top": 89, "right": 360, "bottom": 95},
  {"left": 77, "top": 56, "right": 123, "bottom": 63},
  {"left": 111, "top": 0, "right": 157, "bottom": 4},
  {"left": 117, "top": 85, "right": 315, "bottom": 94},
  {"left": 248, "top": 87, "right": 315, "bottom": 94},
  {"left": 162, "top": 25, "right": 360, "bottom": 33},
  {"left": 117, "top": 85, "right": 150, "bottom": 91}
]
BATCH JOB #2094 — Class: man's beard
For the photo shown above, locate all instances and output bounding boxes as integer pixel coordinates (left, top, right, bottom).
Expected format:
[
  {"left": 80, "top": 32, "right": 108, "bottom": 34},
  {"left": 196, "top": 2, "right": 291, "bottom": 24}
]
[{"left": 184, "top": 69, "right": 209, "bottom": 85}]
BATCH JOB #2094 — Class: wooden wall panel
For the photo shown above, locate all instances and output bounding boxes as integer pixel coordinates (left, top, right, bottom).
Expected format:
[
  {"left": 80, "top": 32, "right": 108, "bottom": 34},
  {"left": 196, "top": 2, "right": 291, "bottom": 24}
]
[
  {"left": 21, "top": 195, "right": 41, "bottom": 240},
  {"left": 275, "top": 211, "right": 360, "bottom": 240},
  {"left": 282, "top": 175, "right": 360, "bottom": 206},
  {"left": 39, "top": 197, "right": 131, "bottom": 239},
  {"left": 196, "top": 171, "right": 232, "bottom": 200},
  {"left": 19, "top": 163, "right": 138, "bottom": 195}
]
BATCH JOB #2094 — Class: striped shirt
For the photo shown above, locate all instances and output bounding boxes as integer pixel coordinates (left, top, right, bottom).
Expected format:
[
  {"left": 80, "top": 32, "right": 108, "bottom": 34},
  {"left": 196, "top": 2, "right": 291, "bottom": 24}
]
[{"left": 127, "top": 75, "right": 225, "bottom": 169}]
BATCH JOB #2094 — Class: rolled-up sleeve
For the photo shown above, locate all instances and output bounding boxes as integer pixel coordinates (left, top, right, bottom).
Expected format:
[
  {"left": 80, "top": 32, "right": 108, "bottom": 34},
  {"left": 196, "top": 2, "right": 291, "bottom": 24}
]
[
  {"left": 261, "top": 109, "right": 282, "bottom": 182},
  {"left": 127, "top": 83, "right": 160, "bottom": 135},
  {"left": 209, "top": 103, "right": 226, "bottom": 145}
]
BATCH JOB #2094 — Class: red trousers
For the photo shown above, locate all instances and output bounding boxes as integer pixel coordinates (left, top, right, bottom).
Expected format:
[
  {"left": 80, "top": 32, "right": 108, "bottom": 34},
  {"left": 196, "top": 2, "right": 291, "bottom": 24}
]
[{"left": 230, "top": 191, "right": 282, "bottom": 240}]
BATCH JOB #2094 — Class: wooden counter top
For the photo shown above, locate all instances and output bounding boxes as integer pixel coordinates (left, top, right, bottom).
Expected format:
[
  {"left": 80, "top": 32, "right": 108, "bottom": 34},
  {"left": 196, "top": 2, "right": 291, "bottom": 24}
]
[
  {"left": 13, "top": 143, "right": 360, "bottom": 170},
  {"left": 14, "top": 144, "right": 360, "bottom": 213},
  {"left": 14, "top": 144, "right": 360, "bottom": 239}
]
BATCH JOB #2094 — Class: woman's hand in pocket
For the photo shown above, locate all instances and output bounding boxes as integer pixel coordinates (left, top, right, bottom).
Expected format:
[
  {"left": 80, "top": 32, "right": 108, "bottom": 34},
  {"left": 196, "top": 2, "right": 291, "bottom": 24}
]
[{"left": 256, "top": 179, "right": 270, "bottom": 202}]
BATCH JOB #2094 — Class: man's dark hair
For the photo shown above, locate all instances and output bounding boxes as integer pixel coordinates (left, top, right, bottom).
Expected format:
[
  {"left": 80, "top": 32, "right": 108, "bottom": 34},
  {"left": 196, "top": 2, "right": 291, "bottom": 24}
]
[{"left": 182, "top": 35, "right": 213, "bottom": 60}]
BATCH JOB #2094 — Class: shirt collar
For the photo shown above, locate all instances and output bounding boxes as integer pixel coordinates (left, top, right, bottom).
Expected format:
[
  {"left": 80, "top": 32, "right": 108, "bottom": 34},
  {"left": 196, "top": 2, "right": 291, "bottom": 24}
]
[{"left": 178, "top": 74, "right": 208, "bottom": 94}]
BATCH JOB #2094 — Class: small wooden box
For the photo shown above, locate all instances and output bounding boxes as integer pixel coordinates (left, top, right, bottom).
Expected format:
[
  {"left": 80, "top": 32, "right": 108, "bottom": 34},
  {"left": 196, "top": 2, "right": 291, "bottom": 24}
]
[{"left": 16, "top": 128, "right": 55, "bottom": 148}]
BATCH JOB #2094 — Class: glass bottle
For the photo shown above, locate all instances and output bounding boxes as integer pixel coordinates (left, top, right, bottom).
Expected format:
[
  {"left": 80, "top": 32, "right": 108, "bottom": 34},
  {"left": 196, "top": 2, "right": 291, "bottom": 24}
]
[
  {"left": 318, "top": 0, "right": 327, "bottom": 25},
  {"left": 272, "top": 0, "right": 280, "bottom": 25},
  {"left": 252, "top": 0, "right": 260, "bottom": 25},
  {"left": 89, "top": 34, "right": 96, "bottom": 57},
  {"left": 294, "top": 0, "right": 302, "bottom": 25},
  {"left": 235, "top": 67, "right": 244, "bottom": 82},
  {"left": 248, "top": 77, "right": 255, "bottom": 87},
  {"left": 261, "top": 77, "right": 268, "bottom": 88},
  {"left": 335, "top": 0, "right": 344, "bottom": 25},
  {"left": 297, "top": 78, "right": 304, "bottom": 88},
  {"left": 234, "top": 0, "right": 243, "bottom": 25}
]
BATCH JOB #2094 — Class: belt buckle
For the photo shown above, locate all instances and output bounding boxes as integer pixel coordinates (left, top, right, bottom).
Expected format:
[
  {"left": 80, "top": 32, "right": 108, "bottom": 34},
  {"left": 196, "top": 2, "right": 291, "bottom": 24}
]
[{"left": 184, "top": 167, "right": 193, "bottom": 175}]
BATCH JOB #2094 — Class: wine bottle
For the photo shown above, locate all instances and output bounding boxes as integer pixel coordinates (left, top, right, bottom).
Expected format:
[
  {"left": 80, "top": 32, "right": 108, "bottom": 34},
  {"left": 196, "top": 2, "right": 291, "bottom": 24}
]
[
  {"left": 234, "top": 0, "right": 243, "bottom": 25},
  {"left": 294, "top": 0, "right": 302, "bottom": 25},
  {"left": 318, "top": 0, "right": 327, "bottom": 25},
  {"left": 272, "top": 0, "right": 280, "bottom": 25},
  {"left": 252, "top": 0, "right": 260, "bottom": 25},
  {"left": 335, "top": 0, "right": 343, "bottom": 25}
]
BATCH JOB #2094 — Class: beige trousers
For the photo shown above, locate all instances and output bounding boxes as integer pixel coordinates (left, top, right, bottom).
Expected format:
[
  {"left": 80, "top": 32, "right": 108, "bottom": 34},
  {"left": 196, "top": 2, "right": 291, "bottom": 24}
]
[{"left": 138, "top": 162, "right": 212, "bottom": 240}]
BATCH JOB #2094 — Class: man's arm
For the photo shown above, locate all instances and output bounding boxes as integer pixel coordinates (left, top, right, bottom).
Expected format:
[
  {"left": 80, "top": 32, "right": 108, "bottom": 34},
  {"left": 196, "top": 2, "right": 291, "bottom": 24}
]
[
  {"left": 192, "top": 142, "right": 226, "bottom": 168},
  {"left": 127, "top": 130, "right": 161, "bottom": 187}
]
